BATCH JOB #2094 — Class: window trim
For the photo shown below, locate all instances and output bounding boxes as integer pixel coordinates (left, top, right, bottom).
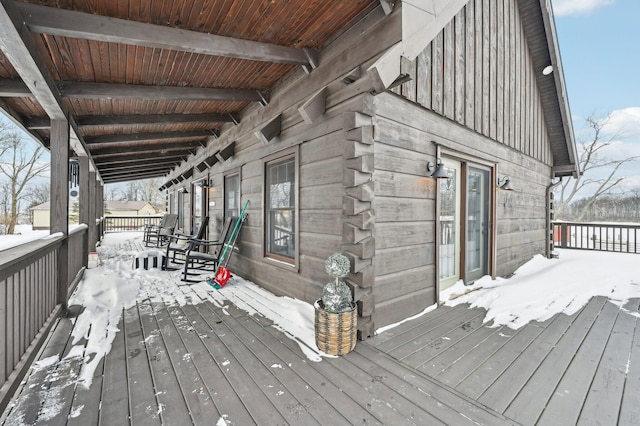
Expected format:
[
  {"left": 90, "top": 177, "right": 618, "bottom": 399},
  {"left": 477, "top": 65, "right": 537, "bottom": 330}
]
[
  {"left": 434, "top": 147, "right": 498, "bottom": 303},
  {"left": 223, "top": 168, "right": 242, "bottom": 223},
  {"left": 177, "top": 189, "right": 186, "bottom": 231},
  {"left": 262, "top": 146, "right": 299, "bottom": 270},
  {"left": 191, "top": 178, "right": 207, "bottom": 230}
]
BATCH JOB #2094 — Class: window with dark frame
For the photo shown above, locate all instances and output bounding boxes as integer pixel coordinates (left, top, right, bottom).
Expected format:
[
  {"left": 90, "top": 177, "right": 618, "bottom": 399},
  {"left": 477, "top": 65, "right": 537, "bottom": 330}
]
[
  {"left": 265, "top": 154, "right": 296, "bottom": 262},
  {"left": 224, "top": 173, "right": 240, "bottom": 220}
]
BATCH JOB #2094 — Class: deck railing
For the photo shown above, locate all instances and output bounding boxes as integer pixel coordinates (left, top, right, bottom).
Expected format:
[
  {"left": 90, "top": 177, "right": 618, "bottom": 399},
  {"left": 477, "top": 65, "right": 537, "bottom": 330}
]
[
  {"left": 553, "top": 221, "right": 640, "bottom": 254},
  {"left": 0, "top": 225, "right": 91, "bottom": 412},
  {"left": 104, "top": 215, "right": 162, "bottom": 233}
]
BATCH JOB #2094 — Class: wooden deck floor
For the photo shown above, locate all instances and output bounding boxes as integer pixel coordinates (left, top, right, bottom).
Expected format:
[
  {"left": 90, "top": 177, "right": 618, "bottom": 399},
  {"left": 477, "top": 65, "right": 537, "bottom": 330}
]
[
  {"left": 1, "top": 270, "right": 513, "bottom": 424},
  {"left": 368, "top": 296, "right": 640, "bottom": 426},
  {"left": 4, "top": 234, "right": 637, "bottom": 425}
]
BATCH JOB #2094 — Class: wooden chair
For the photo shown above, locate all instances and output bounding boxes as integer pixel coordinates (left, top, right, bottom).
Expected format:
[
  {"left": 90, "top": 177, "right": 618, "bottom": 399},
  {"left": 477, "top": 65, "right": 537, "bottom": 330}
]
[
  {"left": 162, "top": 216, "right": 209, "bottom": 270},
  {"left": 144, "top": 213, "right": 178, "bottom": 247},
  {"left": 181, "top": 216, "right": 236, "bottom": 282},
  {"left": 143, "top": 214, "right": 168, "bottom": 246}
]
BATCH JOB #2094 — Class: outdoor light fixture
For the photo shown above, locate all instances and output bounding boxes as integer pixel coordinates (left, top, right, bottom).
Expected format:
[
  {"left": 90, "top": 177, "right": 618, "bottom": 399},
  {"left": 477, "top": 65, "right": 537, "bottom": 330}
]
[
  {"left": 497, "top": 176, "right": 514, "bottom": 191},
  {"left": 427, "top": 159, "right": 449, "bottom": 179},
  {"left": 542, "top": 65, "right": 553, "bottom": 75}
]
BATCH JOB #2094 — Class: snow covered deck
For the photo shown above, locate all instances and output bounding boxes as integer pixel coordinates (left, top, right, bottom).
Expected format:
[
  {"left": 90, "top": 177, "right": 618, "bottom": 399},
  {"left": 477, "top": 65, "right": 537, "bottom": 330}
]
[
  {"left": 2, "top": 232, "right": 639, "bottom": 425},
  {"left": 369, "top": 297, "right": 640, "bottom": 425},
  {"left": 1, "top": 233, "right": 512, "bottom": 425}
]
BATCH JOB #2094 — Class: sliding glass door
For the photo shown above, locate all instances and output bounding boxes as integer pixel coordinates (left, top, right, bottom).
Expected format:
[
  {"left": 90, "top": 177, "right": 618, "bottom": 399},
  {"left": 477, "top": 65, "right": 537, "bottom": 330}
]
[{"left": 438, "top": 158, "right": 493, "bottom": 292}]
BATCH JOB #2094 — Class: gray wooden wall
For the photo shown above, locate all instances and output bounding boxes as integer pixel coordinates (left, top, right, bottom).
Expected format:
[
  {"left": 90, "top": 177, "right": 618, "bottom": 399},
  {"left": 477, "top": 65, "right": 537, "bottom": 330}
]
[
  {"left": 393, "top": 0, "right": 553, "bottom": 166},
  {"left": 369, "top": 0, "right": 555, "bottom": 328},
  {"left": 371, "top": 92, "right": 551, "bottom": 327},
  {"left": 180, "top": 0, "right": 559, "bottom": 335}
]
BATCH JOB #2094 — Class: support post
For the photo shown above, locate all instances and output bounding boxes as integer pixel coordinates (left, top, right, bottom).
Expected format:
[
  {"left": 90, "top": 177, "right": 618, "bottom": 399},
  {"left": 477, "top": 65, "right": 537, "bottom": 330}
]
[
  {"left": 79, "top": 156, "right": 89, "bottom": 268},
  {"left": 50, "top": 119, "right": 69, "bottom": 307},
  {"left": 88, "top": 169, "right": 97, "bottom": 250},
  {"left": 98, "top": 181, "right": 104, "bottom": 241}
]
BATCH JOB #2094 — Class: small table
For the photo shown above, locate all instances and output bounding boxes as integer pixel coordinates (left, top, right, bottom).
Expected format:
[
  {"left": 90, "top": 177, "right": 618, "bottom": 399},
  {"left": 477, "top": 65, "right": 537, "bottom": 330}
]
[{"left": 133, "top": 250, "right": 166, "bottom": 270}]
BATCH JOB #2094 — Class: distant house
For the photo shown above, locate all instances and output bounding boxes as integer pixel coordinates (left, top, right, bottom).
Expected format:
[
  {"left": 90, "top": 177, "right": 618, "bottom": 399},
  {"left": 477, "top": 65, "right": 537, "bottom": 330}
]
[
  {"left": 31, "top": 201, "right": 156, "bottom": 230},
  {"left": 103, "top": 201, "right": 157, "bottom": 216}
]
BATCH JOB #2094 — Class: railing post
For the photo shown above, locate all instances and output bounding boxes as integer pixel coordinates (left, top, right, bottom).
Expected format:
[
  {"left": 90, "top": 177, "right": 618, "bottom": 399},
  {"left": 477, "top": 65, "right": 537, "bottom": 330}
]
[{"left": 560, "top": 223, "right": 569, "bottom": 248}]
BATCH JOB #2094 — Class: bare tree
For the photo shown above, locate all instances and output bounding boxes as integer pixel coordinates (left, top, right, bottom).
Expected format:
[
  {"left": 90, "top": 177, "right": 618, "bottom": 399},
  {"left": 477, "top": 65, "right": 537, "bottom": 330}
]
[
  {"left": 106, "top": 179, "right": 165, "bottom": 211},
  {"left": 104, "top": 185, "right": 122, "bottom": 201},
  {"left": 0, "top": 180, "right": 10, "bottom": 234},
  {"left": 25, "top": 182, "right": 51, "bottom": 207},
  {"left": 0, "top": 127, "right": 50, "bottom": 234},
  {"left": 139, "top": 178, "right": 166, "bottom": 211},
  {"left": 555, "top": 114, "right": 640, "bottom": 221}
]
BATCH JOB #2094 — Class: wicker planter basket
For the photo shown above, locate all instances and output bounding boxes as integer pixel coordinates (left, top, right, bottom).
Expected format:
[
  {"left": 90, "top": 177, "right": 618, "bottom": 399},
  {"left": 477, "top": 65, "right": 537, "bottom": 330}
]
[{"left": 314, "top": 300, "right": 357, "bottom": 356}]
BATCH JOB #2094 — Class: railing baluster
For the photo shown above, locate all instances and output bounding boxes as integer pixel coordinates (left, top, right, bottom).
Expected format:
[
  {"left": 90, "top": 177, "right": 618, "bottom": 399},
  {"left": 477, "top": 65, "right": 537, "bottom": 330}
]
[
  {"left": 552, "top": 221, "right": 640, "bottom": 254},
  {"left": 103, "top": 215, "right": 162, "bottom": 233}
]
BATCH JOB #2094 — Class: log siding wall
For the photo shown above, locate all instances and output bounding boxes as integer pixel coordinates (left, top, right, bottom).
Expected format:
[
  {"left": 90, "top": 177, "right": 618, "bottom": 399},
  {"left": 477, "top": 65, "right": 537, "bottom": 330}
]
[
  {"left": 180, "top": 1, "right": 561, "bottom": 334},
  {"left": 372, "top": 89, "right": 551, "bottom": 327}
]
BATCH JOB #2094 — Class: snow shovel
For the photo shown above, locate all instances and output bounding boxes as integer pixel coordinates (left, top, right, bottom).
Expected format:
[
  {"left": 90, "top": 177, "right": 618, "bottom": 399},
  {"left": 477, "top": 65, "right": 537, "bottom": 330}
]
[{"left": 210, "top": 200, "right": 249, "bottom": 288}]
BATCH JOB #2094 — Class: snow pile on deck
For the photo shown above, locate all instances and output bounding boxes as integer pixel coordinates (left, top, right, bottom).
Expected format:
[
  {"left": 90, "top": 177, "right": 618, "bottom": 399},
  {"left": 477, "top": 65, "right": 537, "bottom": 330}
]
[
  {"left": 64, "top": 232, "right": 328, "bottom": 392},
  {"left": 442, "top": 249, "right": 640, "bottom": 329}
]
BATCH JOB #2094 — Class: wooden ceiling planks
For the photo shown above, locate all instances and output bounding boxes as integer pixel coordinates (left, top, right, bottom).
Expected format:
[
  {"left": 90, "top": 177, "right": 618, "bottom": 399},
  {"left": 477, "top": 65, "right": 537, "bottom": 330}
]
[{"left": 0, "top": 0, "right": 376, "bottom": 182}]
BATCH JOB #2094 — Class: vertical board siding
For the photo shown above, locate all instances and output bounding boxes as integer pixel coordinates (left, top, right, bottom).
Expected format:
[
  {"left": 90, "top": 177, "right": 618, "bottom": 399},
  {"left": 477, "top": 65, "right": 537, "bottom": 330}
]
[{"left": 408, "top": 0, "right": 551, "bottom": 165}]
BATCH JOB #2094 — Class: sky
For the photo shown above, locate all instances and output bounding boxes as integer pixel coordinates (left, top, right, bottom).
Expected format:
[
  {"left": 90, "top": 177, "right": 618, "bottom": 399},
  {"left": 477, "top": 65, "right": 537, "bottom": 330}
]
[
  {"left": 1, "top": 0, "right": 639, "bottom": 197},
  {"left": 551, "top": 0, "right": 640, "bottom": 192},
  {"left": 3, "top": 230, "right": 639, "bottom": 423}
]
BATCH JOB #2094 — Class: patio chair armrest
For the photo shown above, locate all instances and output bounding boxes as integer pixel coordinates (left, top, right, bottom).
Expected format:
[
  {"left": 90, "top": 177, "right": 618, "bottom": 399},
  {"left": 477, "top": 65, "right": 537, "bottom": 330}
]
[
  {"left": 165, "top": 232, "right": 189, "bottom": 242},
  {"left": 188, "top": 238, "right": 223, "bottom": 247}
]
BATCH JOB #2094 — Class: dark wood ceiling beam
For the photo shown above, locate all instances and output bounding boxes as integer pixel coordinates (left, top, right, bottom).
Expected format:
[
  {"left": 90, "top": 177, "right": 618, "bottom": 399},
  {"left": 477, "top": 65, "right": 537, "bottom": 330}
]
[
  {"left": 102, "top": 170, "right": 168, "bottom": 183},
  {"left": 94, "top": 153, "right": 186, "bottom": 164},
  {"left": 0, "top": 77, "right": 268, "bottom": 103},
  {"left": 24, "top": 113, "right": 237, "bottom": 129},
  {"left": 100, "top": 166, "right": 170, "bottom": 176},
  {"left": 99, "top": 163, "right": 173, "bottom": 175},
  {"left": 0, "top": 78, "right": 31, "bottom": 97},
  {"left": 89, "top": 141, "right": 200, "bottom": 155},
  {"left": 23, "top": 116, "right": 50, "bottom": 130},
  {"left": 98, "top": 159, "right": 180, "bottom": 172},
  {"left": 17, "top": 2, "right": 316, "bottom": 68},
  {"left": 59, "top": 81, "right": 267, "bottom": 102},
  {"left": 78, "top": 113, "right": 235, "bottom": 126},
  {"left": 85, "top": 130, "right": 214, "bottom": 145},
  {"left": 93, "top": 152, "right": 187, "bottom": 161}
]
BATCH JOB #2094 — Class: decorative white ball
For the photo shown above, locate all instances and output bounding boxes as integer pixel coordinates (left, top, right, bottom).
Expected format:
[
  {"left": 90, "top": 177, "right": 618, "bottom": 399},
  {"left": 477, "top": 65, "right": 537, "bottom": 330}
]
[{"left": 324, "top": 253, "right": 351, "bottom": 278}]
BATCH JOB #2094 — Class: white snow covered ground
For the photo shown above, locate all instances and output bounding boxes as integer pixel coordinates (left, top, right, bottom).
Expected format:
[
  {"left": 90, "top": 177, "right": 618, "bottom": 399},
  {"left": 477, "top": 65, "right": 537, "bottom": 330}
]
[{"left": 441, "top": 249, "right": 640, "bottom": 329}]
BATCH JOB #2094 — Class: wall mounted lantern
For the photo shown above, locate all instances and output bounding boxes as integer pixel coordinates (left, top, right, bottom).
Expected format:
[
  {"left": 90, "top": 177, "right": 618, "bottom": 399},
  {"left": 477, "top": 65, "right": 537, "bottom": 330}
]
[
  {"left": 497, "top": 176, "right": 514, "bottom": 191},
  {"left": 427, "top": 159, "right": 449, "bottom": 179}
]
